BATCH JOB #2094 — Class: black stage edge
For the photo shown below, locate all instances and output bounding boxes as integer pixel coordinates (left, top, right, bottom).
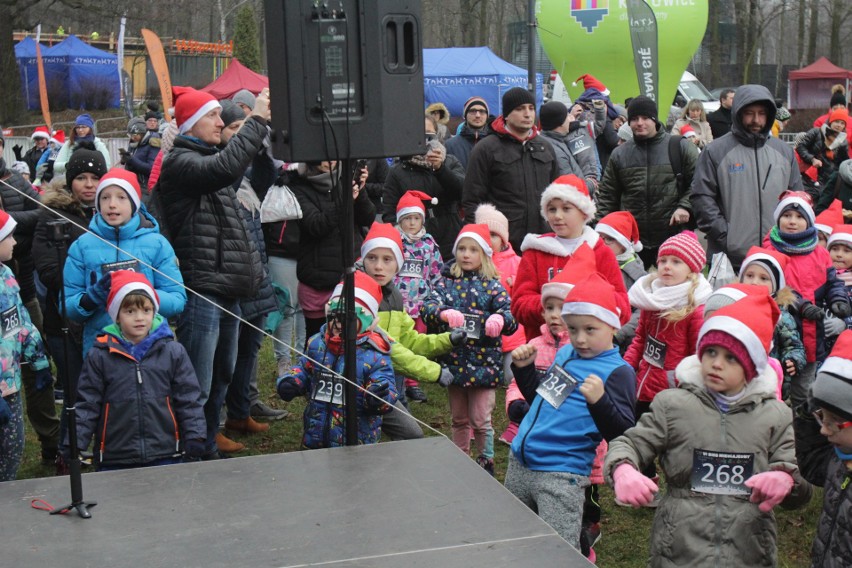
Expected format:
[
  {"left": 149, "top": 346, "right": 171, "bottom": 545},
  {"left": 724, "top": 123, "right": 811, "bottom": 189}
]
[{"left": 3, "top": 438, "right": 591, "bottom": 567}]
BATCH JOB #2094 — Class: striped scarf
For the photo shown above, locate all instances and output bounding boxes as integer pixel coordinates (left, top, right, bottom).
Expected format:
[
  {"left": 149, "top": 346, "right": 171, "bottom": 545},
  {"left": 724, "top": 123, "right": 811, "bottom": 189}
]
[{"left": 768, "top": 226, "right": 818, "bottom": 255}]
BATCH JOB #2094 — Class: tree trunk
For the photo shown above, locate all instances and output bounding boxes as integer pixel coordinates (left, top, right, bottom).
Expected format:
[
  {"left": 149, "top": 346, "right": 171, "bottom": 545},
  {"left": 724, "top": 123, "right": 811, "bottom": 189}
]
[
  {"left": 828, "top": 0, "right": 844, "bottom": 63},
  {"left": 734, "top": 0, "right": 748, "bottom": 82},
  {"left": 806, "top": 0, "right": 818, "bottom": 64},
  {"left": 0, "top": 4, "right": 24, "bottom": 125},
  {"left": 459, "top": 0, "right": 474, "bottom": 46},
  {"left": 708, "top": 0, "right": 721, "bottom": 88},
  {"left": 797, "top": 0, "right": 806, "bottom": 66}
]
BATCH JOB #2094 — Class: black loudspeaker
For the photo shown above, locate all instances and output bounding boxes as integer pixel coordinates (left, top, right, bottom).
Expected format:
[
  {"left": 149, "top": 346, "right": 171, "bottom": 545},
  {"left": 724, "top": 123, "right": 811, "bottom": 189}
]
[{"left": 264, "top": 0, "right": 424, "bottom": 162}]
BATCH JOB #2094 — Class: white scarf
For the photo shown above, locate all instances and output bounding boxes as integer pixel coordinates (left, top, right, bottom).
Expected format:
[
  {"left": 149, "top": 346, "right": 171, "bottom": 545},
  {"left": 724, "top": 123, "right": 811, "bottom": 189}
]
[{"left": 629, "top": 273, "right": 713, "bottom": 312}]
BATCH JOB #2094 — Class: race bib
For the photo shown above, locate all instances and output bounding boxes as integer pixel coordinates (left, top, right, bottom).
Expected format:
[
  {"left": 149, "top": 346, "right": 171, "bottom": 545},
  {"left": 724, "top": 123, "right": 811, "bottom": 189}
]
[
  {"left": 536, "top": 365, "right": 579, "bottom": 409},
  {"left": 642, "top": 335, "right": 667, "bottom": 368},
  {"left": 462, "top": 313, "right": 482, "bottom": 340},
  {"left": 1, "top": 306, "right": 21, "bottom": 338},
  {"left": 311, "top": 370, "right": 345, "bottom": 406},
  {"left": 101, "top": 259, "right": 141, "bottom": 274},
  {"left": 690, "top": 449, "right": 754, "bottom": 496},
  {"left": 398, "top": 258, "right": 424, "bottom": 278}
]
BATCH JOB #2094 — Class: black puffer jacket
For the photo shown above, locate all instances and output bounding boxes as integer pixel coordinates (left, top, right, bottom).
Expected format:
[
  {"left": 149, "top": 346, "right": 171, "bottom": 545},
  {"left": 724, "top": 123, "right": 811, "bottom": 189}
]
[
  {"left": 156, "top": 117, "right": 267, "bottom": 298},
  {"left": 0, "top": 159, "right": 43, "bottom": 302},
  {"left": 294, "top": 170, "right": 376, "bottom": 291},
  {"left": 382, "top": 155, "right": 465, "bottom": 254},
  {"left": 817, "top": 159, "right": 852, "bottom": 214},
  {"left": 31, "top": 184, "right": 94, "bottom": 337},
  {"left": 796, "top": 126, "right": 849, "bottom": 193},
  {"left": 462, "top": 117, "right": 559, "bottom": 251},
  {"left": 794, "top": 411, "right": 851, "bottom": 567},
  {"left": 596, "top": 128, "right": 699, "bottom": 250}
]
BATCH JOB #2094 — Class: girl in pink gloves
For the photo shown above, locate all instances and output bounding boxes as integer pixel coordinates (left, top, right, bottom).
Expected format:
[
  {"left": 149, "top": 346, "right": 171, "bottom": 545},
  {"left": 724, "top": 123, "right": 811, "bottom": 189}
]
[
  {"left": 422, "top": 224, "right": 517, "bottom": 475},
  {"left": 605, "top": 290, "right": 812, "bottom": 567}
]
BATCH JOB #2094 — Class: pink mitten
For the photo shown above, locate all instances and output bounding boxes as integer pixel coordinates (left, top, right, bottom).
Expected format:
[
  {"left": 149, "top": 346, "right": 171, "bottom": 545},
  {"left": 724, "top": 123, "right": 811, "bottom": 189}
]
[
  {"left": 440, "top": 309, "right": 465, "bottom": 328},
  {"left": 612, "top": 463, "right": 658, "bottom": 507},
  {"left": 744, "top": 471, "right": 794, "bottom": 512},
  {"left": 485, "top": 314, "right": 504, "bottom": 338}
]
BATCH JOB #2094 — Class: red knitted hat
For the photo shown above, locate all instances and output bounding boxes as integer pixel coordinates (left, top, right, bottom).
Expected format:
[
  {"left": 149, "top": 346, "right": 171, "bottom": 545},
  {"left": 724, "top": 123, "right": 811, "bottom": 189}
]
[
  {"left": 361, "top": 222, "right": 404, "bottom": 272},
  {"left": 815, "top": 199, "right": 843, "bottom": 235},
  {"left": 595, "top": 211, "right": 643, "bottom": 253},
  {"left": 96, "top": 168, "right": 142, "bottom": 214},
  {"left": 541, "top": 243, "right": 597, "bottom": 306},
  {"left": 453, "top": 223, "right": 493, "bottom": 258},
  {"left": 172, "top": 86, "right": 221, "bottom": 134},
  {"left": 107, "top": 270, "right": 160, "bottom": 322},
  {"left": 540, "top": 174, "right": 596, "bottom": 221},
  {"left": 561, "top": 273, "right": 621, "bottom": 329},
  {"left": 396, "top": 190, "right": 436, "bottom": 222},
  {"left": 572, "top": 74, "right": 609, "bottom": 96},
  {"left": 0, "top": 210, "right": 17, "bottom": 243},
  {"left": 657, "top": 231, "right": 706, "bottom": 273}
]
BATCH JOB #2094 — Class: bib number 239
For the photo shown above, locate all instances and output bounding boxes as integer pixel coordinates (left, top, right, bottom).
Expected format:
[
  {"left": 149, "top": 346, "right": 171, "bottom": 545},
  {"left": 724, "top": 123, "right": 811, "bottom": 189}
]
[
  {"left": 536, "top": 365, "right": 579, "bottom": 409},
  {"left": 312, "top": 371, "right": 344, "bottom": 406}
]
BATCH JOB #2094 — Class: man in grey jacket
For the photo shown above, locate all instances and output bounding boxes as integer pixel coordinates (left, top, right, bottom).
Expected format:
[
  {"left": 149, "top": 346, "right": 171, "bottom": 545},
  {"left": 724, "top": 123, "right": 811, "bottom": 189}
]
[
  {"left": 691, "top": 84, "right": 803, "bottom": 269},
  {"left": 538, "top": 101, "right": 596, "bottom": 194}
]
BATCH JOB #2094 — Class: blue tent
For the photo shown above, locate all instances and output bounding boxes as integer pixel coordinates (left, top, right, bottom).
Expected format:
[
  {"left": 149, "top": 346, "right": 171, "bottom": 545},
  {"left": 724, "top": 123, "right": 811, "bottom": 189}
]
[
  {"left": 37, "top": 35, "right": 120, "bottom": 110},
  {"left": 14, "top": 37, "right": 47, "bottom": 110},
  {"left": 423, "top": 47, "right": 543, "bottom": 117}
]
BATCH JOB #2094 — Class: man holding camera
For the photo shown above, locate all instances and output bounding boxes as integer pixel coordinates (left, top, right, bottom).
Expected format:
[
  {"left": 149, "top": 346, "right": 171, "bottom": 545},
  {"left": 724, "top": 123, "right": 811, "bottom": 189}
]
[{"left": 120, "top": 117, "right": 160, "bottom": 191}]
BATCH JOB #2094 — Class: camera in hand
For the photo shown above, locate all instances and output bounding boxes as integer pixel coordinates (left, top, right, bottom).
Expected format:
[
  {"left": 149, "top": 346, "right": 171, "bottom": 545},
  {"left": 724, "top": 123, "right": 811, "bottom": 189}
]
[{"left": 47, "top": 219, "right": 71, "bottom": 242}]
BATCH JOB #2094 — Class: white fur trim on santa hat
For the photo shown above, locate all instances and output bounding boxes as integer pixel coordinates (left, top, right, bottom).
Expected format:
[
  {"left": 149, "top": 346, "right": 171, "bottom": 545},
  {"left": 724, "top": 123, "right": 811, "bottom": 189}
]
[
  {"left": 361, "top": 237, "right": 404, "bottom": 273},
  {"left": 330, "top": 282, "right": 379, "bottom": 319},
  {"left": 595, "top": 223, "right": 643, "bottom": 253},
  {"left": 698, "top": 315, "right": 768, "bottom": 374},
  {"left": 453, "top": 228, "right": 493, "bottom": 257},
  {"left": 0, "top": 216, "right": 17, "bottom": 243},
  {"left": 178, "top": 99, "right": 221, "bottom": 134},
  {"left": 541, "top": 282, "right": 574, "bottom": 306},
  {"left": 561, "top": 300, "right": 621, "bottom": 330},
  {"left": 816, "top": 223, "right": 833, "bottom": 236},
  {"left": 96, "top": 177, "right": 141, "bottom": 213},
  {"left": 773, "top": 194, "right": 815, "bottom": 225},
  {"left": 108, "top": 281, "right": 159, "bottom": 322},
  {"left": 540, "top": 181, "right": 596, "bottom": 221},
  {"left": 818, "top": 357, "right": 852, "bottom": 380},
  {"left": 396, "top": 204, "right": 431, "bottom": 222},
  {"left": 828, "top": 228, "right": 852, "bottom": 249},
  {"left": 740, "top": 252, "right": 787, "bottom": 291}
]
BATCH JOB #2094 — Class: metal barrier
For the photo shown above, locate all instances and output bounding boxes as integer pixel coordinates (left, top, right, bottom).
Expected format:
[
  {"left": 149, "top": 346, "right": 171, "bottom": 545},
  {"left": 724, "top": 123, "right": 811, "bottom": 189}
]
[{"left": 3, "top": 136, "right": 129, "bottom": 174}]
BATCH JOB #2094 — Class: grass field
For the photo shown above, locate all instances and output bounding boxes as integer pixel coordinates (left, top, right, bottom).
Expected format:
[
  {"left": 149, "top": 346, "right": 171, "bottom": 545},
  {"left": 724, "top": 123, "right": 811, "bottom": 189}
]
[{"left": 17, "top": 337, "right": 821, "bottom": 567}]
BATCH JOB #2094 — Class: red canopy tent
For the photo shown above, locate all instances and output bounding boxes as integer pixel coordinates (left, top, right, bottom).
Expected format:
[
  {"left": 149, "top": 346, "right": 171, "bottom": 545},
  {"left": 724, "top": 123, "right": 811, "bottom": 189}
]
[
  {"left": 788, "top": 57, "right": 852, "bottom": 110},
  {"left": 200, "top": 59, "right": 269, "bottom": 99}
]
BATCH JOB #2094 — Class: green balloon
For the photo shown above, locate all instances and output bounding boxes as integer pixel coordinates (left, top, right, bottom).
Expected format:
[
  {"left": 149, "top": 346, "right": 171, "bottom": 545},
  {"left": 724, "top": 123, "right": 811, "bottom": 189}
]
[{"left": 536, "top": 0, "right": 708, "bottom": 106}]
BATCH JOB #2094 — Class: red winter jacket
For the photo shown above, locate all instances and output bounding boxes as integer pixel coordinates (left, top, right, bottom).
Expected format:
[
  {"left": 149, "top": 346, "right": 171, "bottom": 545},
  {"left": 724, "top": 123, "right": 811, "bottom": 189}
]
[
  {"left": 625, "top": 306, "right": 704, "bottom": 403},
  {"left": 512, "top": 227, "right": 630, "bottom": 341}
]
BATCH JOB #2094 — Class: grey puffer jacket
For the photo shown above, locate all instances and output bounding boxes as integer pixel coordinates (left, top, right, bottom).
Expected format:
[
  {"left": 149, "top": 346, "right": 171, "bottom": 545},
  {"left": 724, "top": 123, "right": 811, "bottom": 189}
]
[
  {"left": 539, "top": 130, "right": 595, "bottom": 193},
  {"left": 605, "top": 356, "right": 812, "bottom": 568},
  {"left": 691, "top": 85, "right": 804, "bottom": 268},
  {"left": 794, "top": 410, "right": 852, "bottom": 568}
]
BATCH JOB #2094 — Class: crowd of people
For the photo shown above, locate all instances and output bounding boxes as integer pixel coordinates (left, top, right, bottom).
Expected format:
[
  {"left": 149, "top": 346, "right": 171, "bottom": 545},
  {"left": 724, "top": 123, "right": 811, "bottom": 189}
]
[{"left": 0, "top": 75, "right": 850, "bottom": 566}]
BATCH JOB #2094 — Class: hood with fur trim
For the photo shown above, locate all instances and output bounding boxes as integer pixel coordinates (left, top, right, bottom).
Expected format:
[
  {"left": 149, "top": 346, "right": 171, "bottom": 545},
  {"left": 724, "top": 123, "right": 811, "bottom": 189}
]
[{"left": 425, "top": 102, "right": 450, "bottom": 124}]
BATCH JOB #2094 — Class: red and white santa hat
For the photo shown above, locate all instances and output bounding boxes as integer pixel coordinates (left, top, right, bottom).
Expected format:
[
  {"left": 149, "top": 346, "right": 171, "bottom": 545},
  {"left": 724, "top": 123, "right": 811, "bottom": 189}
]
[
  {"left": 815, "top": 199, "right": 843, "bottom": 235},
  {"left": 812, "top": 330, "right": 852, "bottom": 421},
  {"left": 774, "top": 190, "right": 815, "bottom": 227},
  {"left": 540, "top": 174, "right": 596, "bottom": 221},
  {"left": 172, "top": 86, "right": 221, "bottom": 134},
  {"left": 697, "top": 290, "right": 780, "bottom": 379},
  {"left": 50, "top": 130, "right": 65, "bottom": 146},
  {"left": 828, "top": 224, "right": 852, "bottom": 249},
  {"left": 95, "top": 168, "right": 142, "bottom": 214},
  {"left": 739, "top": 245, "right": 788, "bottom": 293},
  {"left": 572, "top": 74, "right": 609, "bottom": 96},
  {"left": 703, "top": 282, "right": 769, "bottom": 319},
  {"left": 0, "top": 210, "right": 18, "bottom": 242},
  {"left": 396, "top": 190, "right": 437, "bottom": 222},
  {"left": 453, "top": 223, "right": 493, "bottom": 258},
  {"left": 541, "top": 243, "right": 597, "bottom": 306},
  {"left": 561, "top": 272, "right": 622, "bottom": 329},
  {"left": 680, "top": 124, "right": 697, "bottom": 138},
  {"left": 361, "top": 222, "right": 404, "bottom": 272},
  {"left": 107, "top": 270, "right": 160, "bottom": 322},
  {"left": 595, "top": 211, "right": 643, "bottom": 253},
  {"left": 330, "top": 270, "right": 383, "bottom": 320},
  {"left": 31, "top": 126, "right": 50, "bottom": 140}
]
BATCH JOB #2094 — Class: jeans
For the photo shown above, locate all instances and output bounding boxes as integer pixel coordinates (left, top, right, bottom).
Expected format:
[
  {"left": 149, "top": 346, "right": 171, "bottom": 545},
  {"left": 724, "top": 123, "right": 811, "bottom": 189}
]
[
  {"left": 267, "top": 257, "right": 305, "bottom": 370},
  {"left": 177, "top": 293, "right": 240, "bottom": 452},
  {"left": 226, "top": 315, "right": 266, "bottom": 420}
]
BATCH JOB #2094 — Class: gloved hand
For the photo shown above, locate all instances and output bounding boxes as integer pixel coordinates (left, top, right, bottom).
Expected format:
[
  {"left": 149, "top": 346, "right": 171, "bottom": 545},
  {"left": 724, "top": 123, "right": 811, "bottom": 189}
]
[
  {"left": 437, "top": 367, "right": 453, "bottom": 388},
  {"left": 612, "top": 463, "right": 658, "bottom": 507},
  {"left": 0, "top": 396, "right": 11, "bottom": 427},
  {"left": 744, "top": 471, "right": 794, "bottom": 512},
  {"left": 831, "top": 300, "right": 852, "bottom": 319},
  {"left": 365, "top": 381, "right": 390, "bottom": 409},
  {"left": 440, "top": 309, "right": 465, "bottom": 328},
  {"left": 276, "top": 379, "right": 301, "bottom": 402},
  {"left": 485, "top": 314, "right": 504, "bottom": 338},
  {"left": 184, "top": 439, "right": 206, "bottom": 459},
  {"left": 81, "top": 272, "right": 112, "bottom": 311},
  {"left": 824, "top": 314, "right": 846, "bottom": 337},
  {"left": 34, "top": 367, "right": 54, "bottom": 391},
  {"left": 449, "top": 329, "right": 467, "bottom": 346},
  {"left": 12, "top": 144, "right": 23, "bottom": 161},
  {"left": 800, "top": 302, "right": 824, "bottom": 321}
]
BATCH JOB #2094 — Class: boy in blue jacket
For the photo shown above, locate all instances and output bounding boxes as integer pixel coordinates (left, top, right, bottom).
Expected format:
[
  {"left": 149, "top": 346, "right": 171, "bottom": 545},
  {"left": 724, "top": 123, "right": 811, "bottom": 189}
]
[
  {"left": 504, "top": 273, "right": 636, "bottom": 553},
  {"left": 72, "top": 271, "right": 205, "bottom": 469}
]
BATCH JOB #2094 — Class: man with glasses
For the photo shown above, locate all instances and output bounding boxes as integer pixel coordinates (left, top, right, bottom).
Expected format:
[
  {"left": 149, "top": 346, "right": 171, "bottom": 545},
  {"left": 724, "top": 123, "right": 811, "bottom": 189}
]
[
  {"left": 445, "top": 97, "right": 492, "bottom": 170},
  {"left": 794, "top": 330, "right": 852, "bottom": 566}
]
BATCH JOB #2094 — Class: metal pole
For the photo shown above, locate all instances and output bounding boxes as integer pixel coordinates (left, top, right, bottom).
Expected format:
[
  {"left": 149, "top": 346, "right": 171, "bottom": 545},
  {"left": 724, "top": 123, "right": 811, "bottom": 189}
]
[
  {"left": 528, "top": 0, "right": 536, "bottom": 96},
  {"left": 340, "top": 159, "right": 359, "bottom": 446}
]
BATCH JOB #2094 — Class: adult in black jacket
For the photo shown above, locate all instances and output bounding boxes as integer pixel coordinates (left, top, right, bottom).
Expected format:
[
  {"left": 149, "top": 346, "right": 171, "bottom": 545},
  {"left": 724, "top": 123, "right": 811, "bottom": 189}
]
[
  {"left": 23, "top": 127, "right": 50, "bottom": 179},
  {"left": 157, "top": 86, "right": 270, "bottom": 458},
  {"left": 445, "top": 96, "right": 492, "bottom": 170},
  {"left": 363, "top": 158, "right": 390, "bottom": 217},
  {"left": 293, "top": 161, "right": 376, "bottom": 338},
  {"left": 707, "top": 88, "right": 734, "bottom": 139}
]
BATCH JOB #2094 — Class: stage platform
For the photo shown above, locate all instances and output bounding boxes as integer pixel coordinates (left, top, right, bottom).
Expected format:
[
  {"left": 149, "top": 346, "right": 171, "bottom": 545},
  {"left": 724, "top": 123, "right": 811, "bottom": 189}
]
[{"left": 3, "top": 437, "right": 591, "bottom": 567}]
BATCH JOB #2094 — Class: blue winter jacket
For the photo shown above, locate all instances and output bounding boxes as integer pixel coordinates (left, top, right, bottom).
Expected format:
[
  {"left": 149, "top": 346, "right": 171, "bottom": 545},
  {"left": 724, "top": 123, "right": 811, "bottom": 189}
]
[
  {"left": 277, "top": 325, "right": 397, "bottom": 448},
  {"left": 73, "top": 317, "right": 205, "bottom": 468},
  {"left": 511, "top": 345, "right": 636, "bottom": 474},
  {"left": 63, "top": 206, "right": 186, "bottom": 355}
]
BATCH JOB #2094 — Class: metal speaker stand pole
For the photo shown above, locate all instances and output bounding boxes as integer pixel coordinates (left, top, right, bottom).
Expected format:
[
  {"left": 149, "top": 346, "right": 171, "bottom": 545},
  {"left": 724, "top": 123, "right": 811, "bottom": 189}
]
[{"left": 340, "top": 159, "right": 359, "bottom": 446}]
